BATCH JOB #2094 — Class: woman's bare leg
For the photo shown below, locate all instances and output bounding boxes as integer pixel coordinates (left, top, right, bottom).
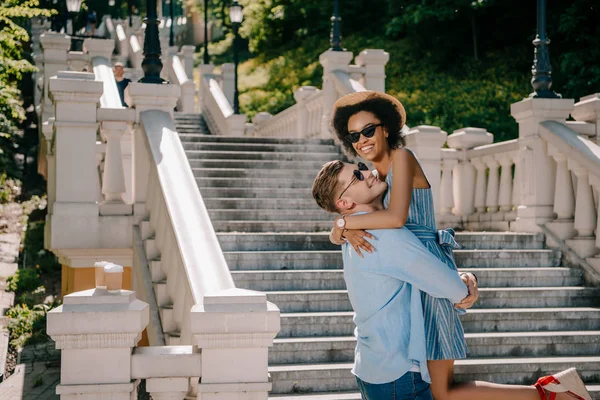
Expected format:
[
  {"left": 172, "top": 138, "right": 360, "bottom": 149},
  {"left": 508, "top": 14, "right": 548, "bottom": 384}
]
[{"left": 427, "top": 359, "right": 575, "bottom": 400}]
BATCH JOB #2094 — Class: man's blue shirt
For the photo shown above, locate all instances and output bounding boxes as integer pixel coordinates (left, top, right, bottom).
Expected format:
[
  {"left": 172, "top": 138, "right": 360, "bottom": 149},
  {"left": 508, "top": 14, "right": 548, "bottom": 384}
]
[{"left": 342, "top": 224, "right": 468, "bottom": 384}]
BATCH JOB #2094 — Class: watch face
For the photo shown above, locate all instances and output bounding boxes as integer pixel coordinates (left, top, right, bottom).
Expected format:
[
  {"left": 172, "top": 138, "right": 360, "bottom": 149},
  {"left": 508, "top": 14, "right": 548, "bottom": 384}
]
[{"left": 336, "top": 219, "right": 345, "bottom": 229}]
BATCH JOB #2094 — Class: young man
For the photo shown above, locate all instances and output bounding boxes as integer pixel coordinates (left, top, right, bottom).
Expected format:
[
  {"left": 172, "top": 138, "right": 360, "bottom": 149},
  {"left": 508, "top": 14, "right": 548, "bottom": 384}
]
[{"left": 312, "top": 160, "right": 477, "bottom": 400}]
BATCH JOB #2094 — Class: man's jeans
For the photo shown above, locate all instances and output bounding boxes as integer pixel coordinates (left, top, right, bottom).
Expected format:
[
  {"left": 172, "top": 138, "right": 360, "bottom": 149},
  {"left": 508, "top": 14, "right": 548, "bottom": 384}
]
[{"left": 356, "top": 372, "right": 433, "bottom": 400}]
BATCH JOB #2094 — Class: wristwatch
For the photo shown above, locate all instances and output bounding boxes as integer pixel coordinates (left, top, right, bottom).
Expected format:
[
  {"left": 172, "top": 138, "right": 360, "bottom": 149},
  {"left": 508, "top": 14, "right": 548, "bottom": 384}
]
[{"left": 336, "top": 216, "right": 347, "bottom": 230}]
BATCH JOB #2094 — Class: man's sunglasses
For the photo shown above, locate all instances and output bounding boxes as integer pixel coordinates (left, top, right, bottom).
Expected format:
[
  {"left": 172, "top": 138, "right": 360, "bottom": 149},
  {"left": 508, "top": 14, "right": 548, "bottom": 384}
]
[
  {"left": 344, "top": 124, "right": 384, "bottom": 144},
  {"left": 338, "top": 162, "right": 369, "bottom": 199}
]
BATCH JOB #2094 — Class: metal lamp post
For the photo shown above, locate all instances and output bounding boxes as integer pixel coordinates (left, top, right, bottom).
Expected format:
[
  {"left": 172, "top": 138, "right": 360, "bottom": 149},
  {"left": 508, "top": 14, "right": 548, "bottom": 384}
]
[
  {"left": 168, "top": 0, "right": 175, "bottom": 47},
  {"left": 530, "top": 0, "right": 560, "bottom": 98},
  {"left": 140, "top": 0, "right": 165, "bottom": 83},
  {"left": 329, "top": 0, "right": 344, "bottom": 51},
  {"left": 203, "top": 0, "right": 210, "bottom": 64},
  {"left": 127, "top": 0, "right": 133, "bottom": 27},
  {"left": 65, "top": 0, "right": 83, "bottom": 35},
  {"left": 229, "top": 0, "right": 243, "bottom": 114}
]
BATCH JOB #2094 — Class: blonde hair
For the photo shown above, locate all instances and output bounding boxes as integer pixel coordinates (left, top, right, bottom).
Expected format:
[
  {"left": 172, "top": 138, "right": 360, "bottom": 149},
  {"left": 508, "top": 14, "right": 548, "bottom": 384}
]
[{"left": 312, "top": 160, "right": 345, "bottom": 213}]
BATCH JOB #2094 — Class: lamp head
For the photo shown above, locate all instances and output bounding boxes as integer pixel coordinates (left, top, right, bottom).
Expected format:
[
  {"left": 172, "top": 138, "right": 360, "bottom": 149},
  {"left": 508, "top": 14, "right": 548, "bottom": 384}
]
[
  {"left": 229, "top": 0, "right": 243, "bottom": 24},
  {"left": 65, "top": 0, "right": 82, "bottom": 13}
]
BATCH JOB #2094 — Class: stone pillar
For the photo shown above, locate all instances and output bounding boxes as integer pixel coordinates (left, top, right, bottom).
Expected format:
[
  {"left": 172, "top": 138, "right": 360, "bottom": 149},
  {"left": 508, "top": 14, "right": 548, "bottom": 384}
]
[
  {"left": 129, "top": 83, "right": 180, "bottom": 219},
  {"left": 319, "top": 49, "right": 354, "bottom": 138},
  {"left": 191, "top": 288, "right": 280, "bottom": 400},
  {"left": 404, "top": 125, "right": 448, "bottom": 216},
  {"left": 440, "top": 159, "right": 456, "bottom": 217},
  {"left": 197, "top": 64, "right": 215, "bottom": 112},
  {"left": 98, "top": 108, "right": 136, "bottom": 214},
  {"left": 221, "top": 63, "right": 235, "bottom": 107},
  {"left": 511, "top": 97, "right": 574, "bottom": 232},
  {"left": 47, "top": 71, "right": 103, "bottom": 249},
  {"left": 40, "top": 32, "right": 71, "bottom": 122},
  {"left": 83, "top": 38, "right": 115, "bottom": 62},
  {"left": 294, "top": 86, "right": 318, "bottom": 138},
  {"left": 180, "top": 45, "right": 195, "bottom": 79},
  {"left": 47, "top": 288, "right": 149, "bottom": 400},
  {"left": 354, "top": 49, "right": 390, "bottom": 92},
  {"left": 572, "top": 93, "right": 600, "bottom": 143},
  {"left": 446, "top": 128, "right": 494, "bottom": 220},
  {"left": 545, "top": 144, "right": 576, "bottom": 247}
]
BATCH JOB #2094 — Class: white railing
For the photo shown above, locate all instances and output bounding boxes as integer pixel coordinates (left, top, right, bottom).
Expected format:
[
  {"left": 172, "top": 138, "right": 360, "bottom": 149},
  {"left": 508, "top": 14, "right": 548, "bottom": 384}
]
[
  {"left": 129, "top": 34, "right": 142, "bottom": 70},
  {"left": 200, "top": 73, "right": 246, "bottom": 136},
  {"left": 250, "top": 48, "right": 375, "bottom": 138},
  {"left": 170, "top": 54, "right": 195, "bottom": 113},
  {"left": 136, "top": 110, "right": 235, "bottom": 344}
]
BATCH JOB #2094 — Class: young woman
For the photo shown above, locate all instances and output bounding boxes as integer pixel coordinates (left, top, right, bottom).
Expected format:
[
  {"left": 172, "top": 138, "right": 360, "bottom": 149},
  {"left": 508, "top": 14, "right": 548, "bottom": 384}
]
[{"left": 328, "top": 91, "right": 591, "bottom": 400}]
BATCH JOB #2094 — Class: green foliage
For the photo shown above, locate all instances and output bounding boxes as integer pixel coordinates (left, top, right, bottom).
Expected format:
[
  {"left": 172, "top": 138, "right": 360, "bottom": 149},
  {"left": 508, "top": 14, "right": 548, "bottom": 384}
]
[
  {"left": 0, "top": 0, "right": 52, "bottom": 177},
  {"left": 6, "top": 303, "right": 51, "bottom": 349},
  {"left": 23, "top": 219, "right": 60, "bottom": 276},
  {"left": 6, "top": 268, "right": 41, "bottom": 294},
  {"left": 0, "top": 172, "right": 21, "bottom": 203}
]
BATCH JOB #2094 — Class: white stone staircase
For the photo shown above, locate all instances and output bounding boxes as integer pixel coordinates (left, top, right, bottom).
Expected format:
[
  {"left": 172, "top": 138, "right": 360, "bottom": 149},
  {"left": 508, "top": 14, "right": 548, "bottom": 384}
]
[{"left": 174, "top": 113, "right": 600, "bottom": 399}]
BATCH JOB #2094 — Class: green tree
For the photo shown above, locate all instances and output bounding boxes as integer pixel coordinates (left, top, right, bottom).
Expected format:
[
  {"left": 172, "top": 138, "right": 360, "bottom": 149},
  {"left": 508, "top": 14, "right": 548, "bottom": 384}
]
[{"left": 0, "top": 0, "right": 52, "bottom": 176}]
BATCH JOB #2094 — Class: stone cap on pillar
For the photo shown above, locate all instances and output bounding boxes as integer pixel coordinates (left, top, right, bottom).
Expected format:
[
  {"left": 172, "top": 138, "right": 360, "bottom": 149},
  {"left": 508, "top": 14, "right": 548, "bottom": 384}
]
[
  {"left": 572, "top": 93, "right": 600, "bottom": 122},
  {"left": 83, "top": 38, "right": 116, "bottom": 61},
  {"left": 129, "top": 82, "right": 180, "bottom": 118},
  {"left": 447, "top": 127, "right": 494, "bottom": 150},
  {"left": 47, "top": 288, "right": 149, "bottom": 349},
  {"left": 404, "top": 125, "right": 448, "bottom": 151},
  {"left": 354, "top": 49, "right": 390, "bottom": 67},
  {"left": 40, "top": 32, "right": 71, "bottom": 56},
  {"left": 190, "top": 288, "right": 280, "bottom": 349},
  {"left": 510, "top": 97, "right": 575, "bottom": 122},
  {"left": 319, "top": 49, "right": 354, "bottom": 74}
]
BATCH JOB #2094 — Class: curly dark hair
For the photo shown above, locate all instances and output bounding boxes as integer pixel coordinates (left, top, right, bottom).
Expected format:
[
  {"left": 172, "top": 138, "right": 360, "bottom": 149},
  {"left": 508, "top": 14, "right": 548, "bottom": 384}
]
[{"left": 331, "top": 95, "right": 405, "bottom": 158}]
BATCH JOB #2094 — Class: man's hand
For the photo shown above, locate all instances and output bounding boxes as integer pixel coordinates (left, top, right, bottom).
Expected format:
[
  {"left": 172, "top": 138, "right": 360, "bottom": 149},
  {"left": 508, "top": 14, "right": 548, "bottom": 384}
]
[
  {"left": 455, "top": 273, "right": 479, "bottom": 309},
  {"left": 345, "top": 229, "right": 375, "bottom": 258}
]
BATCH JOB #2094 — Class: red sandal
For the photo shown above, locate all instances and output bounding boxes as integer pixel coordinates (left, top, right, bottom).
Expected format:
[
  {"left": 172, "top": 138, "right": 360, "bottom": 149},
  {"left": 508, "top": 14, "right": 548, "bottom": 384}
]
[{"left": 534, "top": 368, "right": 592, "bottom": 400}]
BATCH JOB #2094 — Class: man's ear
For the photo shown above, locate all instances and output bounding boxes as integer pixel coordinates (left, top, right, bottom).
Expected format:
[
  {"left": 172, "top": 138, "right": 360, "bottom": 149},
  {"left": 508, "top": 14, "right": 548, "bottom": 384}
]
[{"left": 335, "top": 197, "right": 353, "bottom": 212}]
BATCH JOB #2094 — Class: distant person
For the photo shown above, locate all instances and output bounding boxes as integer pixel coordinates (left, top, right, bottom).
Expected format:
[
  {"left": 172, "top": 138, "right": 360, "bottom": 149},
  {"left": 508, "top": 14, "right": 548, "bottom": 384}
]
[
  {"left": 84, "top": 11, "right": 97, "bottom": 37},
  {"left": 113, "top": 62, "right": 131, "bottom": 107}
]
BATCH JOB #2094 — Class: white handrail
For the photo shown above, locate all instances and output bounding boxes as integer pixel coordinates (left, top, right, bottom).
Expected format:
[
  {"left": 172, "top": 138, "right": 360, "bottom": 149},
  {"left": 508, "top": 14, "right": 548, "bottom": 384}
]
[
  {"left": 139, "top": 110, "right": 235, "bottom": 306},
  {"left": 332, "top": 70, "right": 366, "bottom": 95},
  {"left": 91, "top": 56, "right": 123, "bottom": 109}
]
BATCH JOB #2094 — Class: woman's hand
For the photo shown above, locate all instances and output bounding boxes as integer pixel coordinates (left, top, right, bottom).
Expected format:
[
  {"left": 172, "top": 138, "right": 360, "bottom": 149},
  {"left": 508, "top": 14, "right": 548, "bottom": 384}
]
[
  {"left": 455, "top": 273, "right": 479, "bottom": 309},
  {"left": 345, "top": 229, "right": 375, "bottom": 258}
]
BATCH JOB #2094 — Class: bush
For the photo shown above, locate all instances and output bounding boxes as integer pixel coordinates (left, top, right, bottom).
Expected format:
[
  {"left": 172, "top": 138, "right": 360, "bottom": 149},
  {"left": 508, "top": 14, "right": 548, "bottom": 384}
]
[
  {"left": 6, "top": 303, "right": 51, "bottom": 349},
  {"left": 6, "top": 268, "right": 41, "bottom": 294},
  {"left": 22, "top": 219, "right": 60, "bottom": 276}
]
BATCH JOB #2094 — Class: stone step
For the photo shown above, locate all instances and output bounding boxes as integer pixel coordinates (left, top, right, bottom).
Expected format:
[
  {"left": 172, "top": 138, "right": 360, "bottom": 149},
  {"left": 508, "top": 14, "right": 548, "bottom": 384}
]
[
  {"left": 217, "top": 232, "right": 546, "bottom": 252},
  {"left": 270, "top": 331, "right": 600, "bottom": 364},
  {"left": 268, "top": 356, "right": 600, "bottom": 394},
  {"left": 193, "top": 167, "right": 325, "bottom": 179},
  {"left": 188, "top": 159, "right": 332, "bottom": 170},
  {"left": 177, "top": 134, "right": 337, "bottom": 145},
  {"left": 198, "top": 177, "right": 323, "bottom": 189},
  {"left": 214, "top": 220, "right": 331, "bottom": 233},
  {"left": 204, "top": 198, "right": 319, "bottom": 210},
  {"left": 263, "top": 287, "right": 600, "bottom": 313},
  {"left": 185, "top": 150, "right": 340, "bottom": 162},
  {"left": 232, "top": 268, "right": 583, "bottom": 290},
  {"left": 277, "top": 308, "right": 600, "bottom": 337},
  {"left": 198, "top": 187, "right": 313, "bottom": 199},
  {"left": 209, "top": 209, "right": 331, "bottom": 222},
  {"left": 224, "top": 250, "right": 561, "bottom": 270},
  {"left": 182, "top": 141, "right": 342, "bottom": 154}
]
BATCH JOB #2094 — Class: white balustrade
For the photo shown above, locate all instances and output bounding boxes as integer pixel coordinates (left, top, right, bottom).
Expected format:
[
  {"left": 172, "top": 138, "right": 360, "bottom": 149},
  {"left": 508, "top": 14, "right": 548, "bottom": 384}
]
[
  {"left": 483, "top": 155, "right": 500, "bottom": 215},
  {"left": 472, "top": 157, "right": 488, "bottom": 215},
  {"left": 440, "top": 158, "right": 457, "bottom": 216},
  {"left": 170, "top": 55, "right": 195, "bottom": 113},
  {"left": 200, "top": 74, "right": 246, "bottom": 136}
]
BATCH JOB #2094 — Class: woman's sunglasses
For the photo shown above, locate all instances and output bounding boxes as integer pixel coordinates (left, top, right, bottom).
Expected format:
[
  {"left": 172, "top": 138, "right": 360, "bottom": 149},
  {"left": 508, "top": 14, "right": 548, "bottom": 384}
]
[
  {"left": 344, "top": 124, "right": 384, "bottom": 144},
  {"left": 338, "top": 162, "right": 369, "bottom": 199}
]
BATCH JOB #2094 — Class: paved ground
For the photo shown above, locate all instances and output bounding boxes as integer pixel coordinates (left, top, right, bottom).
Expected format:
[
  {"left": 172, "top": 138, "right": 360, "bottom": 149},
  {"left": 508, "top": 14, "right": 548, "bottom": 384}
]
[{"left": 0, "top": 343, "right": 60, "bottom": 400}]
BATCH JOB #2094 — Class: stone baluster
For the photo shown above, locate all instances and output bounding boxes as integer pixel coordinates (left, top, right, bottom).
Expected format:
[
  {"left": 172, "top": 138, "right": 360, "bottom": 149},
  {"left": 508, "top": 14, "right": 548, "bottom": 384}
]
[
  {"left": 511, "top": 97, "right": 574, "bottom": 232},
  {"left": 440, "top": 159, "right": 457, "bottom": 216},
  {"left": 482, "top": 156, "right": 500, "bottom": 219},
  {"left": 404, "top": 125, "right": 448, "bottom": 216},
  {"left": 294, "top": 86, "right": 317, "bottom": 138},
  {"left": 197, "top": 63, "right": 215, "bottom": 112},
  {"left": 446, "top": 128, "right": 494, "bottom": 223},
  {"left": 545, "top": 144, "right": 576, "bottom": 247},
  {"left": 96, "top": 141, "right": 106, "bottom": 203},
  {"left": 471, "top": 157, "right": 488, "bottom": 226},
  {"left": 180, "top": 45, "right": 195, "bottom": 79},
  {"left": 354, "top": 49, "right": 390, "bottom": 92},
  {"left": 221, "top": 63, "right": 235, "bottom": 107},
  {"left": 47, "top": 288, "right": 149, "bottom": 399},
  {"left": 511, "top": 153, "right": 521, "bottom": 217},
  {"left": 572, "top": 93, "right": 600, "bottom": 144},
  {"left": 496, "top": 153, "right": 514, "bottom": 212},
  {"left": 566, "top": 164, "right": 598, "bottom": 258},
  {"left": 319, "top": 49, "right": 353, "bottom": 138},
  {"left": 98, "top": 108, "right": 135, "bottom": 215},
  {"left": 191, "top": 288, "right": 280, "bottom": 400}
]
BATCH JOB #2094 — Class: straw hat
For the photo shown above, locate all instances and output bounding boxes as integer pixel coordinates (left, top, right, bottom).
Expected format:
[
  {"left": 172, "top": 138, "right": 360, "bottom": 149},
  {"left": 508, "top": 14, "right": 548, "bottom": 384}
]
[{"left": 331, "top": 91, "right": 407, "bottom": 129}]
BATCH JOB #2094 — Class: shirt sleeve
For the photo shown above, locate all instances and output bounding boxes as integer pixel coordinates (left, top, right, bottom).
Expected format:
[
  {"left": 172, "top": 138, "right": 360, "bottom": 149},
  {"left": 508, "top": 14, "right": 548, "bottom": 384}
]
[{"left": 362, "top": 228, "right": 468, "bottom": 304}]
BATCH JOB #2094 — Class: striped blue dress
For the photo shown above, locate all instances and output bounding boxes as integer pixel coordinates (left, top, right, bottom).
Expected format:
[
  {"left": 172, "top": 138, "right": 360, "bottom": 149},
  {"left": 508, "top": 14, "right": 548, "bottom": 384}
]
[{"left": 382, "top": 155, "right": 468, "bottom": 360}]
